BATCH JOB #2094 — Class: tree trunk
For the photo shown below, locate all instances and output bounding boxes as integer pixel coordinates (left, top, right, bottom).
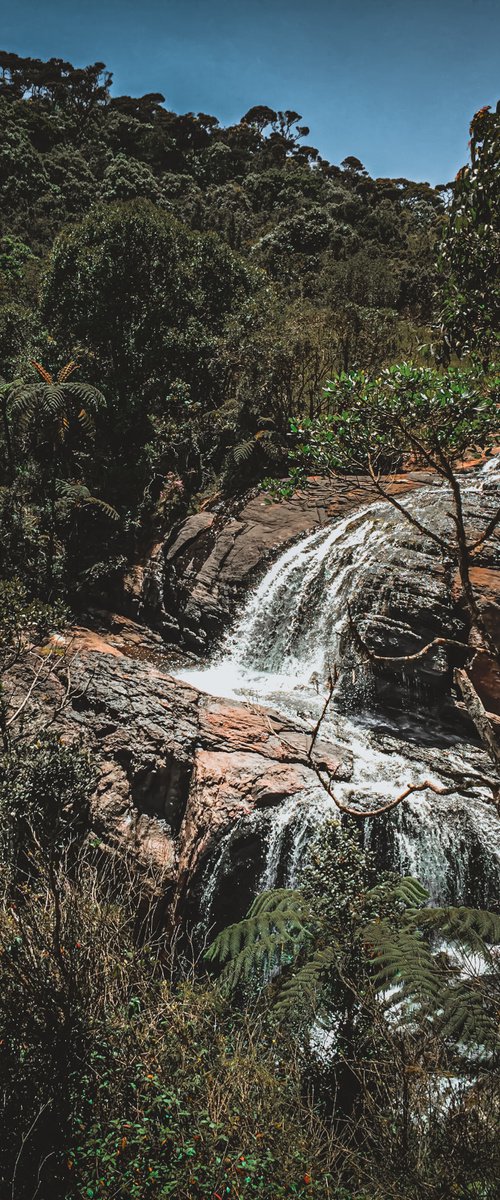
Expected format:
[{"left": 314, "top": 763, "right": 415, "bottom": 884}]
[
  {"left": 1, "top": 394, "right": 13, "bottom": 479},
  {"left": 454, "top": 667, "right": 500, "bottom": 772}
]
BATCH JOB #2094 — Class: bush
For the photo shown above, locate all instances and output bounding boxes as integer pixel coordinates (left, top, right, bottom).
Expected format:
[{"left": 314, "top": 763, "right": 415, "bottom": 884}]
[{"left": 0, "top": 849, "right": 336, "bottom": 1200}]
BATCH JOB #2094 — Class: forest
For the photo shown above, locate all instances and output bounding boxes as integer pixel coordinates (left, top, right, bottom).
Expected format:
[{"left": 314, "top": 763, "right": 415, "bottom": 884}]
[{"left": 0, "top": 48, "right": 499, "bottom": 1200}]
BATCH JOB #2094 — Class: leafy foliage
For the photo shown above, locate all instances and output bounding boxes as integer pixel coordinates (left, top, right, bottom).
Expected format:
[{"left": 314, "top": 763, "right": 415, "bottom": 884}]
[
  {"left": 0, "top": 846, "right": 335, "bottom": 1200},
  {"left": 207, "top": 823, "right": 500, "bottom": 1057},
  {"left": 0, "top": 735, "right": 94, "bottom": 885},
  {"left": 281, "top": 363, "right": 499, "bottom": 482},
  {"left": 366, "top": 904, "right": 500, "bottom": 1047},
  {"left": 12, "top": 359, "right": 103, "bottom": 438},
  {"left": 205, "top": 888, "right": 313, "bottom": 990},
  {"left": 439, "top": 102, "right": 500, "bottom": 361},
  {"left": 0, "top": 46, "right": 450, "bottom": 607}
]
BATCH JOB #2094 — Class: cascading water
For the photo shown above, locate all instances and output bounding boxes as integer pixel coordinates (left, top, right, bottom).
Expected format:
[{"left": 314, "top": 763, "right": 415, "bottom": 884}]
[{"left": 178, "top": 465, "right": 500, "bottom": 919}]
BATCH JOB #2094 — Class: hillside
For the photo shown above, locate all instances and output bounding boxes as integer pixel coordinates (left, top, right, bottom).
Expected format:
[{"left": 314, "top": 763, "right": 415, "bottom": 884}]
[
  {"left": 0, "top": 49, "right": 499, "bottom": 1200},
  {"left": 0, "top": 51, "right": 449, "bottom": 606}
]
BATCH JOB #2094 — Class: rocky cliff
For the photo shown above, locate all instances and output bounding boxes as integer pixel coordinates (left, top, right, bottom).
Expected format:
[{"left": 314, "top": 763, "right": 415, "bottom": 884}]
[
  {"left": 12, "top": 468, "right": 499, "bottom": 929},
  {"left": 122, "top": 469, "right": 500, "bottom": 724},
  {"left": 124, "top": 474, "right": 419, "bottom": 652},
  {"left": 13, "top": 622, "right": 351, "bottom": 927}
]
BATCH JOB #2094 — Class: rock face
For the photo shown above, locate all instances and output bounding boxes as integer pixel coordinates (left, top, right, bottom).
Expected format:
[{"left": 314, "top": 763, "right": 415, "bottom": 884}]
[
  {"left": 7, "top": 466, "right": 497, "bottom": 943},
  {"left": 462, "top": 568, "right": 500, "bottom": 717},
  {"left": 23, "top": 627, "right": 351, "bottom": 924},
  {"left": 337, "top": 476, "right": 500, "bottom": 723},
  {"left": 12, "top": 466, "right": 496, "bottom": 932},
  {"left": 133, "top": 475, "right": 418, "bottom": 652}
]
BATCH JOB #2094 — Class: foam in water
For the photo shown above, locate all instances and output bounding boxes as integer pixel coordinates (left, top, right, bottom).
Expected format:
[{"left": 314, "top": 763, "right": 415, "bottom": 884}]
[{"left": 177, "top": 468, "right": 500, "bottom": 909}]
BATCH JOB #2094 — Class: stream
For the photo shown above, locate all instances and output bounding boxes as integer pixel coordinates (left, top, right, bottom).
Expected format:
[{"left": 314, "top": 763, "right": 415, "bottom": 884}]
[{"left": 175, "top": 467, "right": 500, "bottom": 920}]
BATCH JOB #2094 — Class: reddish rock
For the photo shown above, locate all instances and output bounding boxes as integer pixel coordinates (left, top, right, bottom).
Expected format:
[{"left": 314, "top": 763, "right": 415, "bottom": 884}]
[
  {"left": 10, "top": 628, "right": 351, "bottom": 914},
  {"left": 150, "top": 475, "right": 418, "bottom": 650},
  {"left": 452, "top": 566, "right": 500, "bottom": 715}
]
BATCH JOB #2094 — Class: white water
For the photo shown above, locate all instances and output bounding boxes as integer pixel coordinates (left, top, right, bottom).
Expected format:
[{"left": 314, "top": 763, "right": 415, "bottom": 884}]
[{"left": 176, "top": 468, "right": 500, "bottom": 914}]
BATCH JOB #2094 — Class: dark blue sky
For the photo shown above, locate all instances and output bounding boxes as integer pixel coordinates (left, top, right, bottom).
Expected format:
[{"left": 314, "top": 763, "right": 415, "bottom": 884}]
[{"left": 3, "top": 0, "right": 499, "bottom": 184}]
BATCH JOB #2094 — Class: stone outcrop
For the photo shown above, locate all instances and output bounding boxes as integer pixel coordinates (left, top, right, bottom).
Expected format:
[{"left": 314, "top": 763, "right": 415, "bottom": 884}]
[
  {"left": 336, "top": 477, "right": 500, "bottom": 723},
  {"left": 20, "top": 625, "right": 351, "bottom": 920},
  {"left": 113, "top": 465, "right": 500, "bottom": 731},
  {"left": 458, "top": 568, "right": 500, "bottom": 717},
  {"left": 131, "top": 475, "right": 420, "bottom": 652},
  {"left": 8, "top": 466, "right": 498, "bottom": 933}
]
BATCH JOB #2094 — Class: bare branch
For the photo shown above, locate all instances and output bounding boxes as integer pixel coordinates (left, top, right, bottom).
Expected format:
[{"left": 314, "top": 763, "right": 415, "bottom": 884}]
[
  {"left": 5, "top": 654, "right": 54, "bottom": 731},
  {"left": 314, "top": 767, "right": 453, "bottom": 819},
  {"left": 307, "top": 665, "right": 337, "bottom": 759},
  {"left": 367, "top": 459, "right": 449, "bottom": 553},
  {"left": 469, "top": 503, "right": 500, "bottom": 555},
  {"left": 454, "top": 667, "right": 500, "bottom": 772},
  {"left": 347, "top": 607, "right": 471, "bottom": 665},
  {"left": 303, "top": 651, "right": 498, "bottom": 819},
  {"left": 11, "top": 1101, "right": 52, "bottom": 1200}
]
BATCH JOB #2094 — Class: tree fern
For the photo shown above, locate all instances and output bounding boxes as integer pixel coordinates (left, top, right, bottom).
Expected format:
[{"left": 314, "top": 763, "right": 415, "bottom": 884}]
[
  {"left": 274, "top": 944, "right": 338, "bottom": 1017},
  {"left": 364, "top": 904, "right": 500, "bottom": 1052},
  {"left": 57, "top": 481, "right": 119, "bottom": 521},
  {"left": 205, "top": 888, "right": 313, "bottom": 990},
  {"left": 206, "top": 818, "right": 499, "bottom": 1060},
  {"left": 12, "top": 361, "right": 104, "bottom": 441}
]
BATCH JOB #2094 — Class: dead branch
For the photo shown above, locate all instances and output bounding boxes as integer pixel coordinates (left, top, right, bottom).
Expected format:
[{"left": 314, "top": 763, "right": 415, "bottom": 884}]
[
  {"left": 314, "top": 769, "right": 453, "bottom": 819},
  {"left": 303, "top": 652, "right": 498, "bottom": 818},
  {"left": 11, "top": 1100, "right": 52, "bottom": 1200},
  {"left": 367, "top": 458, "right": 449, "bottom": 553},
  {"left": 454, "top": 667, "right": 500, "bottom": 772},
  {"left": 307, "top": 665, "right": 337, "bottom": 759},
  {"left": 347, "top": 607, "right": 471, "bottom": 666},
  {"left": 5, "top": 654, "right": 55, "bottom": 732},
  {"left": 469, "top": 502, "right": 500, "bottom": 555}
]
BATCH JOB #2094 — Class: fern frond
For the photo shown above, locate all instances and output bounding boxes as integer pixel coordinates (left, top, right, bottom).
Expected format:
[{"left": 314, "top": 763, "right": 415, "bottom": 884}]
[
  {"left": 14, "top": 385, "right": 69, "bottom": 422},
  {"left": 248, "top": 888, "right": 309, "bottom": 919},
  {"left": 12, "top": 378, "right": 103, "bottom": 434},
  {"left": 57, "top": 361, "right": 79, "bottom": 383},
  {"left": 206, "top": 908, "right": 310, "bottom": 965},
  {"left": 77, "top": 407, "right": 94, "bottom": 434},
  {"left": 205, "top": 889, "right": 314, "bottom": 993},
  {"left": 62, "top": 382, "right": 104, "bottom": 408},
  {"left": 57, "top": 481, "right": 119, "bottom": 520},
  {"left": 441, "top": 981, "right": 499, "bottom": 1051},
  {"left": 416, "top": 906, "right": 500, "bottom": 956},
  {"left": 12, "top": 385, "right": 42, "bottom": 420},
  {"left": 30, "top": 360, "right": 52, "bottom": 384},
  {"left": 233, "top": 437, "right": 256, "bottom": 464},
  {"left": 367, "top": 876, "right": 429, "bottom": 910},
  {"left": 365, "top": 921, "right": 445, "bottom": 1010},
  {"left": 274, "top": 945, "right": 338, "bottom": 1016},
  {"left": 45, "top": 386, "right": 72, "bottom": 415}
]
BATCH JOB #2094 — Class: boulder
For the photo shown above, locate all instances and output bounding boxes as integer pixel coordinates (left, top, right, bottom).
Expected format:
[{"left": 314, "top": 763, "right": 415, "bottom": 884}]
[
  {"left": 341, "top": 478, "right": 500, "bottom": 721},
  {"left": 459, "top": 567, "right": 500, "bottom": 716},
  {"left": 15, "top": 626, "right": 351, "bottom": 920}
]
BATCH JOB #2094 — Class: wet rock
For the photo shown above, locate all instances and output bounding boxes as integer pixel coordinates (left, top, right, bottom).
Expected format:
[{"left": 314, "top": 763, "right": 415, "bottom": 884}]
[
  {"left": 340, "top": 479, "right": 500, "bottom": 723},
  {"left": 149, "top": 476, "right": 417, "bottom": 650},
  {"left": 457, "top": 567, "right": 500, "bottom": 715},
  {"left": 13, "top": 629, "right": 351, "bottom": 914}
]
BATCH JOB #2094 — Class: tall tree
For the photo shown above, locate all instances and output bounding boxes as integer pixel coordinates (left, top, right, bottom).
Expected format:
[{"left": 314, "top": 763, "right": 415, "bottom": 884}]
[{"left": 439, "top": 102, "right": 500, "bottom": 363}]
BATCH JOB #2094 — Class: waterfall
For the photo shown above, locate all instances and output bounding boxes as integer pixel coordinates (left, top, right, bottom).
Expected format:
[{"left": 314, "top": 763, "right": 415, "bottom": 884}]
[
  {"left": 182, "top": 500, "right": 397, "bottom": 699},
  {"left": 178, "top": 466, "right": 500, "bottom": 914}
]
